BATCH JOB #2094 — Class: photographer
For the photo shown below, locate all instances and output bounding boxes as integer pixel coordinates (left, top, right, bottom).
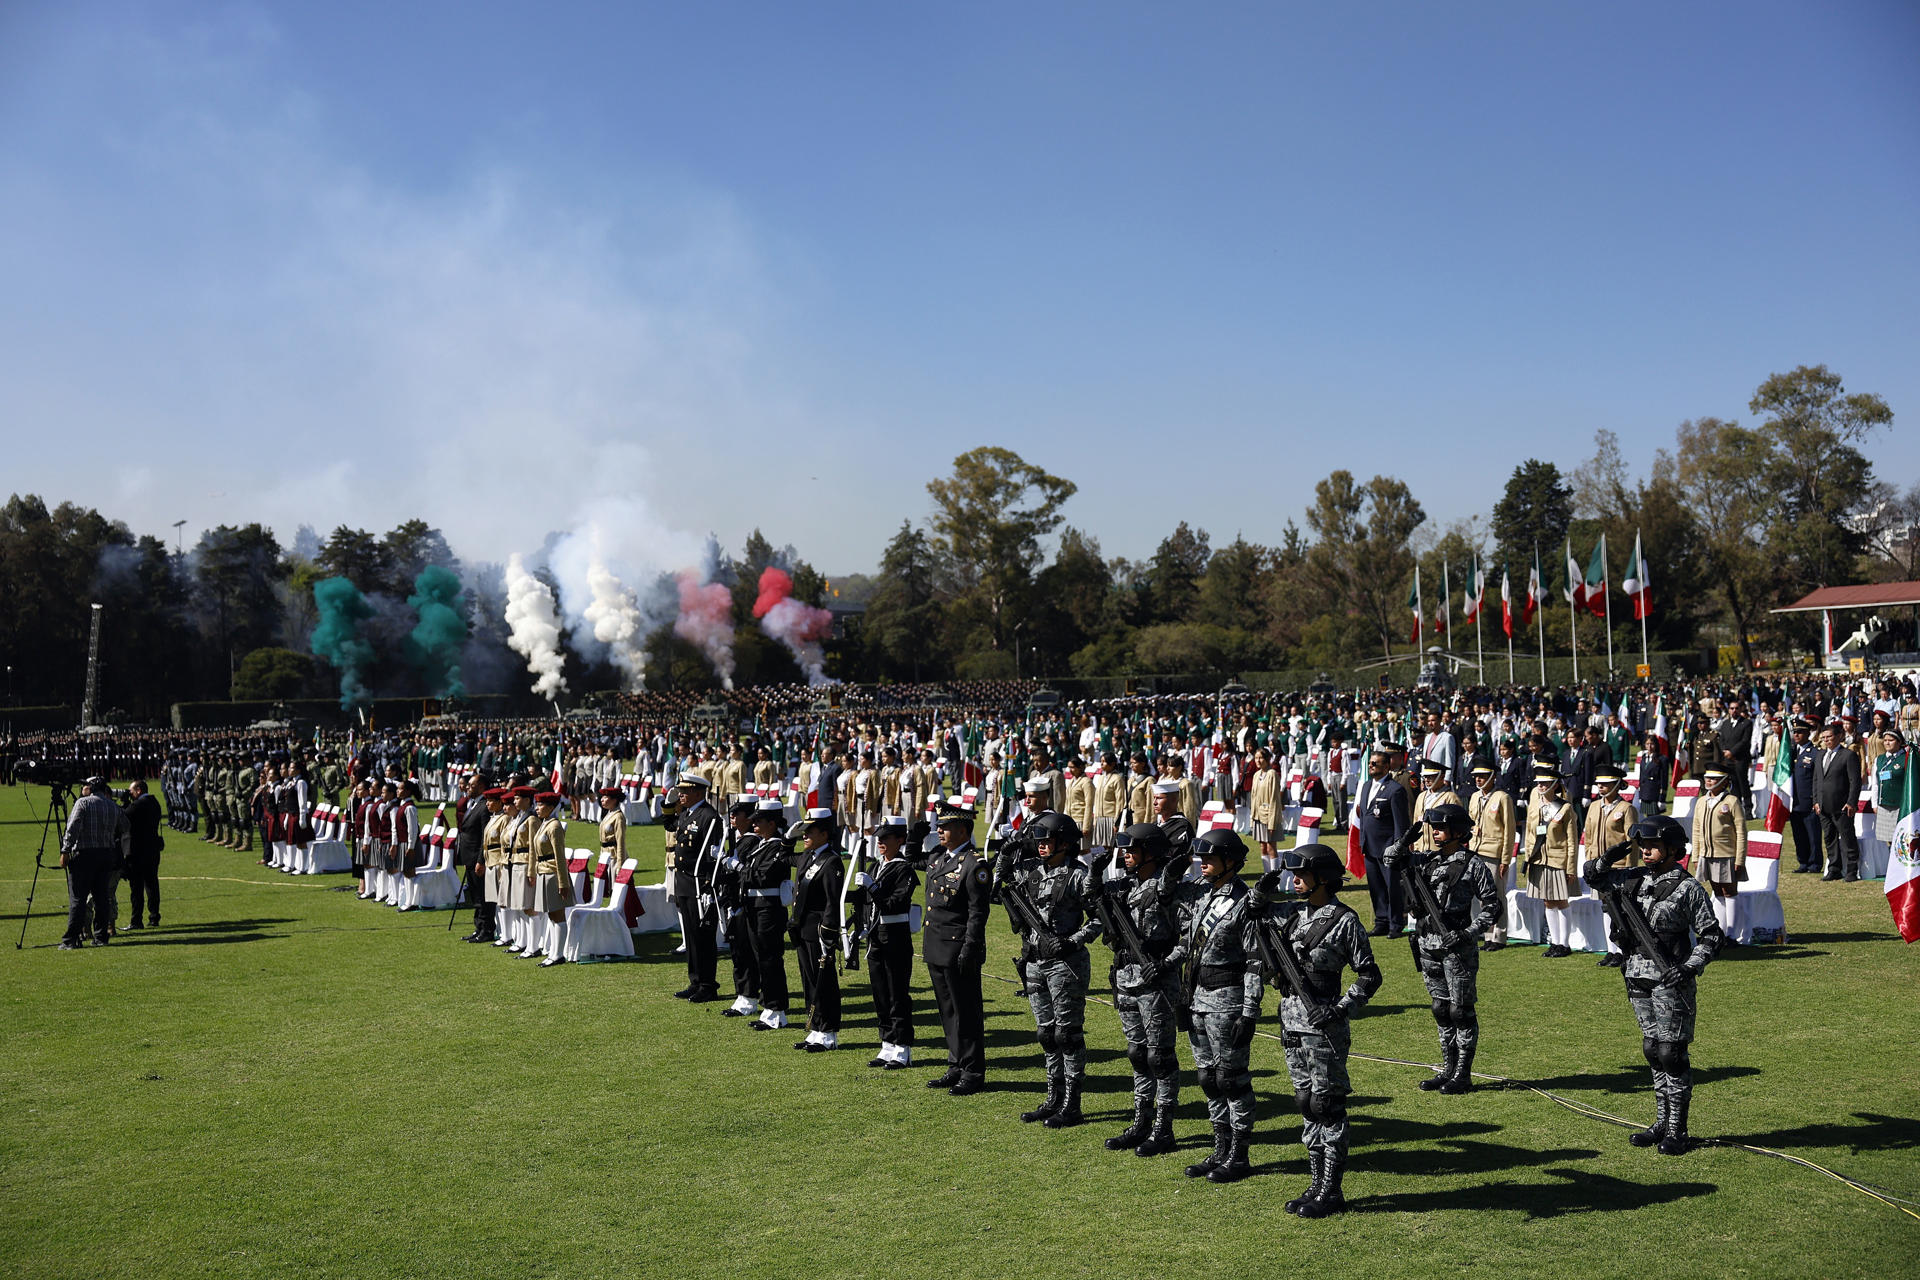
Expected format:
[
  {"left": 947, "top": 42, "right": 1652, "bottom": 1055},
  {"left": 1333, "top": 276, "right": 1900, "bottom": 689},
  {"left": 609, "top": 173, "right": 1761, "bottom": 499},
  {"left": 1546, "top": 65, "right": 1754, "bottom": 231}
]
[
  {"left": 60, "top": 776, "right": 129, "bottom": 950},
  {"left": 122, "top": 780, "right": 164, "bottom": 930}
]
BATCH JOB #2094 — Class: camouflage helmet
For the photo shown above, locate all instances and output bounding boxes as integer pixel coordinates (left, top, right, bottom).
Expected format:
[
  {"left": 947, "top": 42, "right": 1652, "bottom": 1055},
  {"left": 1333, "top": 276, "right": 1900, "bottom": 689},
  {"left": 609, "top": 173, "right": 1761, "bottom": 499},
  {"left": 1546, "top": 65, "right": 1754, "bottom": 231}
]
[
  {"left": 1114, "top": 822, "right": 1170, "bottom": 864},
  {"left": 1630, "top": 815, "right": 1688, "bottom": 853},
  {"left": 1282, "top": 841, "right": 1346, "bottom": 885}
]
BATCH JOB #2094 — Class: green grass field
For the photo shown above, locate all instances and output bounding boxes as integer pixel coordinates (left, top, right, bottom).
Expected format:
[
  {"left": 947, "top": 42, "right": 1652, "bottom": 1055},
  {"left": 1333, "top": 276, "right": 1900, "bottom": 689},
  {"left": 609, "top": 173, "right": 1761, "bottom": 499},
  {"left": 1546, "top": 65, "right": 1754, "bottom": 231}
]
[{"left": 2, "top": 783, "right": 1916, "bottom": 1280}]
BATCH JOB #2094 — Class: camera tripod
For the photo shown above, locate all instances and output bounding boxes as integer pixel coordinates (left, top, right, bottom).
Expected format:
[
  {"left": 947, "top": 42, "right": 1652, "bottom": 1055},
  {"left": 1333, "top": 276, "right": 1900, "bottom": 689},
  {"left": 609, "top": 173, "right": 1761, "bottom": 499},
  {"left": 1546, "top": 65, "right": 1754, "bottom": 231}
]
[{"left": 16, "top": 784, "right": 73, "bottom": 949}]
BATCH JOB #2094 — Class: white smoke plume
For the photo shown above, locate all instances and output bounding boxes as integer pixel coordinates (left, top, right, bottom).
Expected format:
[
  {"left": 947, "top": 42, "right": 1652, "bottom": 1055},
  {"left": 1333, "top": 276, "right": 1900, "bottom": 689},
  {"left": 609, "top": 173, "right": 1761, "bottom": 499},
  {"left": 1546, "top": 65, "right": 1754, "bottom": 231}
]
[
  {"left": 503, "top": 552, "right": 569, "bottom": 699},
  {"left": 583, "top": 561, "right": 648, "bottom": 691}
]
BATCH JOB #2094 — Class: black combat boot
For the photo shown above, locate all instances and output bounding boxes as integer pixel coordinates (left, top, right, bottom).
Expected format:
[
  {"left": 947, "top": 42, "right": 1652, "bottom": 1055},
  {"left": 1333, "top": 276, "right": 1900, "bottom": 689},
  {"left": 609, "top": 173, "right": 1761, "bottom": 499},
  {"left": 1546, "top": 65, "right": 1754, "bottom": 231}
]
[
  {"left": 1044, "top": 1075, "right": 1084, "bottom": 1129},
  {"left": 1022, "top": 1070, "right": 1064, "bottom": 1123},
  {"left": 1184, "top": 1121, "right": 1229, "bottom": 1178},
  {"left": 1628, "top": 1090, "right": 1669, "bottom": 1148},
  {"left": 1419, "top": 1032, "right": 1457, "bottom": 1090},
  {"left": 1297, "top": 1147, "right": 1347, "bottom": 1216},
  {"left": 1657, "top": 1087, "right": 1692, "bottom": 1156},
  {"left": 1207, "top": 1126, "right": 1252, "bottom": 1183},
  {"left": 1440, "top": 1029, "right": 1477, "bottom": 1094},
  {"left": 1133, "top": 1103, "right": 1176, "bottom": 1157},
  {"left": 1286, "top": 1149, "right": 1325, "bottom": 1214},
  {"left": 1105, "top": 1098, "right": 1152, "bottom": 1150}
]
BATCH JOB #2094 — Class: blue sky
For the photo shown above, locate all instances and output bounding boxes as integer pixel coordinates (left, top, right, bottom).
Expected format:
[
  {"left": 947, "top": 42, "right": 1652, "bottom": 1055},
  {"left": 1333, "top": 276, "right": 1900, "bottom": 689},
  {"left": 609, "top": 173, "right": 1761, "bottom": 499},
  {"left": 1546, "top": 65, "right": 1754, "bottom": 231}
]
[{"left": 3, "top": 1, "right": 1916, "bottom": 578}]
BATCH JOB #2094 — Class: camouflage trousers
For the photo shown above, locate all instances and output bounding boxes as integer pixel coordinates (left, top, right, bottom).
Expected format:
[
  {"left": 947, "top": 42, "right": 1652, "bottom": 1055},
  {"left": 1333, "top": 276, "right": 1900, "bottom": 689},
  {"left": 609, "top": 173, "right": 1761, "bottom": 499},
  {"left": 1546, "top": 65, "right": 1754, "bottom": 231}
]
[
  {"left": 1624, "top": 973, "right": 1696, "bottom": 1044},
  {"left": 1186, "top": 1010, "right": 1254, "bottom": 1128},
  {"left": 1626, "top": 975, "right": 1696, "bottom": 1109},
  {"left": 1414, "top": 944, "right": 1480, "bottom": 1061},
  {"left": 1026, "top": 949, "right": 1090, "bottom": 1078},
  {"left": 1114, "top": 980, "right": 1182, "bottom": 1108},
  {"left": 1281, "top": 1021, "right": 1352, "bottom": 1158}
]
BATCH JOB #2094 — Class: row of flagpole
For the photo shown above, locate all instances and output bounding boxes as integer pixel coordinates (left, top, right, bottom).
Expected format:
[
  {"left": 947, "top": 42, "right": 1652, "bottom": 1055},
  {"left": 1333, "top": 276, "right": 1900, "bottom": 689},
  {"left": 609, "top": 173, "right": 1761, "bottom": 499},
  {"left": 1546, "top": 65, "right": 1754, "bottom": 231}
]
[{"left": 1408, "top": 528, "right": 1654, "bottom": 684}]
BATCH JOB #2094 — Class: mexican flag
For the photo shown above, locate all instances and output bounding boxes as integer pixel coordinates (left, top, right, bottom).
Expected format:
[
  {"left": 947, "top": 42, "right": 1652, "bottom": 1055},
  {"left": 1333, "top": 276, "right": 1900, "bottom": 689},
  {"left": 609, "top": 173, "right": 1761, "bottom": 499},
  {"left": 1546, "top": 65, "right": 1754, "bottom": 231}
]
[
  {"left": 1564, "top": 540, "right": 1587, "bottom": 611},
  {"left": 1433, "top": 563, "right": 1450, "bottom": 636},
  {"left": 1500, "top": 565, "right": 1514, "bottom": 638},
  {"left": 1524, "top": 549, "right": 1543, "bottom": 626},
  {"left": 1345, "top": 819, "right": 1367, "bottom": 879},
  {"left": 1407, "top": 567, "right": 1423, "bottom": 644},
  {"left": 1622, "top": 529, "right": 1652, "bottom": 620},
  {"left": 1583, "top": 535, "right": 1608, "bottom": 619},
  {"left": 1888, "top": 767, "right": 1919, "bottom": 943},
  {"left": 1762, "top": 733, "right": 1795, "bottom": 834},
  {"left": 1462, "top": 553, "right": 1485, "bottom": 621}
]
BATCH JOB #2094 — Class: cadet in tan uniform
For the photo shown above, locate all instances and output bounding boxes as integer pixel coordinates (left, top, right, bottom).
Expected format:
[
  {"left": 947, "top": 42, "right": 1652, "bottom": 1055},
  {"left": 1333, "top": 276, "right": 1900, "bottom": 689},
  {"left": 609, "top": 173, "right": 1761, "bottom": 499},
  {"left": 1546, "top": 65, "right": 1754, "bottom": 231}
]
[
  {"left": 1090, "top": 751, "right": 1125, "bottom": 851},
  {"left": 477, "top": 788, "right": 510, "bottom": 945},
  {"left": 498, "top": 787, "right": 536, "bottom": 954},
  {"left": 1062, "top": 757, "right": 1094, "bottom": 840},
  {"left": 1125, "top": 753, "right": 1154, "bottom": 831},
  {"left": 1525, "top": 764, "right": 1580, "bottom": 957},
  {"left": 527, "top": 790, "right": 576, "bottom": 966},
  {"left": 1584, "top": 764, "right": 1639, "bottom": 966},
  {"left": 1411, "top": 761, "right": 1462, "bottom": 854},
  {"left": 1247, "top": 747, "right": 1282, "bottom": 873},
  {"left": 1691, "top": 765, "right": 1747, "bottom": 942},
  {"left": 1467, "top": 763, "right": 1514, "bottom": 950}
]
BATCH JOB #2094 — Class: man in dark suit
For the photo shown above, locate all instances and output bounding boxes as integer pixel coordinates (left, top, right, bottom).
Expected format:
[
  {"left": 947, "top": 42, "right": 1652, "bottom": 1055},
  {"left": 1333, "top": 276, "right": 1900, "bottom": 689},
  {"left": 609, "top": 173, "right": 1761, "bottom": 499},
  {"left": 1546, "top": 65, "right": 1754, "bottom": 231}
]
[
  {"left": 454, "top": 770, "right": 495, "bottom": 942},
  {"left": 1352, "top": 747, "right": 1410, "bottom": 936},
  {"left": 1719, "top": 703, "right": 1756, "bottom": 814},
  {"left": 1812, "top": 724, "right": 1862, "bottom": 881},
  {"left": 122, "top": 780, "right": 165, "bottom": 930},
  {"left": 1561, "top": 728, "right": 1599, "bottom": 829}
]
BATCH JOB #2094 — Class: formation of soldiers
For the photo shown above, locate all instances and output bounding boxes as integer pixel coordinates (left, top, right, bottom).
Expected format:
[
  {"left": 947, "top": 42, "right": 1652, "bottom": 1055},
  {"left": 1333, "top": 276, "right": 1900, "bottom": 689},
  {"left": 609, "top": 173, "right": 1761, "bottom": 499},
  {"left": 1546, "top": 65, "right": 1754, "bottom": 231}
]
[{"left": 565, "top": 759, "right": 1727, "bottom": 1215}]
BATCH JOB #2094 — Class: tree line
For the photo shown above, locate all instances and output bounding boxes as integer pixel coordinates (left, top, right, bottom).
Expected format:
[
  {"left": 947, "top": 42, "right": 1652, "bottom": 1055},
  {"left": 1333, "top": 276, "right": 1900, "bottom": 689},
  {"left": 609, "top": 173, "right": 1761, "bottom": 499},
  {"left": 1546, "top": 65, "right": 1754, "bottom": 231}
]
[{"left": 0, "top": 362, "right": 1905, "bottom": 716}]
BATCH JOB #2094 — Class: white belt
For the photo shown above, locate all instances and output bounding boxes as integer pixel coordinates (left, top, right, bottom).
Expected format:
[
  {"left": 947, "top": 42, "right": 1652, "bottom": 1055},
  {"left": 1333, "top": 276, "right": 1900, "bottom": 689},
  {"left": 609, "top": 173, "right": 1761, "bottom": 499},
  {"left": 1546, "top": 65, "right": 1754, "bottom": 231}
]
[
  {"left": 879, "top": 912, "right": 910, "bottom": 924},
  {"left": 747, "top": 888, "right": 782, "bottom": 898}
]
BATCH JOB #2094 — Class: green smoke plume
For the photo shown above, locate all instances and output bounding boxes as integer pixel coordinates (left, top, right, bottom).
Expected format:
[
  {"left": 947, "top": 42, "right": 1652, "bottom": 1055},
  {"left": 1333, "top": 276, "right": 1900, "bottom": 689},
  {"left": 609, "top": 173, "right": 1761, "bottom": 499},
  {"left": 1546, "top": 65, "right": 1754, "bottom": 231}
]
[
  {"left": 406, "top": 565, "right": 468, "bottom": 699},
  {"left": 310, "top": 576, "right": 375, "bottom": 709}
]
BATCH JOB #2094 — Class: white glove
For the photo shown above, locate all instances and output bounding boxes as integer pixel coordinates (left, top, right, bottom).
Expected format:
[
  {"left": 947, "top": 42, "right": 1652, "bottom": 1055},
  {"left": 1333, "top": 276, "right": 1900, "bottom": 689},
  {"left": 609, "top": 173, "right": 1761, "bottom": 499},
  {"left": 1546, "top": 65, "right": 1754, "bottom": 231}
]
[{"left": 855, "top": 872, "right": 874, "bottom": 889}]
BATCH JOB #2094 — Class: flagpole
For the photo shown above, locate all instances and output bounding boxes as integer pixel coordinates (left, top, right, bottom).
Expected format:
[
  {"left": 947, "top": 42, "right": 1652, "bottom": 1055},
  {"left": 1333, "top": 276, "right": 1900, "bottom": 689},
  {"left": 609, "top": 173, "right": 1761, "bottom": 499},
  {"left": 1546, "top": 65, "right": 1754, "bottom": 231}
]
[
  {"left": 1534, "top": 544, "right": 1545, "bottom": 688},
  {"left": 1567, "top": 539, "right": 1580, "bottom": 685},
  {"left": 1601, "top": 532, "right": 1613, "bottom": 674},
  {"left": 1475, "top": 569, "right": 1485, "bottom": 687},
  {"left": 1637, "top": 527, "right": 1650, "bottom": 672}
]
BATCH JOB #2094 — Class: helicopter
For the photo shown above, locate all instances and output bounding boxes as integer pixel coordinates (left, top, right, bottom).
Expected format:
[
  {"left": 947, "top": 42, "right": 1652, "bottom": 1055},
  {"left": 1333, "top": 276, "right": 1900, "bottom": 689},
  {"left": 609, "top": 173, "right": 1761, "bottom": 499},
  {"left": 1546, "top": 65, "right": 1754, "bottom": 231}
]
[{"left": 1354, "top": 645, "right": 1481, "bottom": 692}]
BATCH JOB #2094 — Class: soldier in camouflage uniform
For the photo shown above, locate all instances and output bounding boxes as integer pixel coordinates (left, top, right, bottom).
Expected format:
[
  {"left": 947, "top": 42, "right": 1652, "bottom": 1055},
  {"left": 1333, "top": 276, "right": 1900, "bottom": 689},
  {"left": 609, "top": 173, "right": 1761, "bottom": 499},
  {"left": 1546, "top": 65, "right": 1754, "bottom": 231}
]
[
  {"left": 1007, "top": 811, "right": 1103, "bottom": 1129},
  {"left": 1093, "top": 823, "right": 1183, "bottom": 1158},
  {"left": 1583, "top": 816, "right": 1723, "bottom": 1156},
  {"left": 1248, "top": 842, "right": 1382, "bottom": 1218},
  {"left": 1384, "top": 802, "right": 1501, "bottom": 1093},
  {"left": 234, "top": 754, "right": 258, "bottom": 855},
  {"left": 211, "top": 755, "right": 234, "bottom": 847},
  {"left": 1172, "top": 828, "right": 1263, "bottom": 1183}
]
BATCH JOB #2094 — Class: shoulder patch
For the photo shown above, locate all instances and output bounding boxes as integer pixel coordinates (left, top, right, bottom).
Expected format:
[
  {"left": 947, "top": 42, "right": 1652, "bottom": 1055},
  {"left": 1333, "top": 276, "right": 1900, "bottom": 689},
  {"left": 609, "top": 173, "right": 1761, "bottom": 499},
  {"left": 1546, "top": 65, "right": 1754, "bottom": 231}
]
[{"left": 974, "top": 865, "right": 991, "bottom": 885}]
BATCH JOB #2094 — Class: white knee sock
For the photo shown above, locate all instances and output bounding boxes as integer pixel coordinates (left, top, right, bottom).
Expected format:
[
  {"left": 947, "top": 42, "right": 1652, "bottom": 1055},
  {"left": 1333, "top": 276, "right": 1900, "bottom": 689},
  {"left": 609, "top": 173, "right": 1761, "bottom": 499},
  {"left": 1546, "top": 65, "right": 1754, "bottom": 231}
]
[{"left": 1547, "top": 906, "right": 1567, "bottom": 946}]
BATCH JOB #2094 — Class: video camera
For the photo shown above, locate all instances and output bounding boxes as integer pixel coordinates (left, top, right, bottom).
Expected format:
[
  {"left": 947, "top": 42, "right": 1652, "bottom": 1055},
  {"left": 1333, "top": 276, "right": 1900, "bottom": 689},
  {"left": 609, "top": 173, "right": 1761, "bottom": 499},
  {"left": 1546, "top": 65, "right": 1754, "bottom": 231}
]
[{"left": 14, "top": 759, "right": 90, "bottom": 790}]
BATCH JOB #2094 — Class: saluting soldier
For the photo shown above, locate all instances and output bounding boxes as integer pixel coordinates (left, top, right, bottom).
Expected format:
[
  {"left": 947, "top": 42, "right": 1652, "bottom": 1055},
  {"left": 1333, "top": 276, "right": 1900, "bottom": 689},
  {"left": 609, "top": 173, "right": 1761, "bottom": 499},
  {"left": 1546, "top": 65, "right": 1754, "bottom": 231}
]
[
  {"left": 669, "top": 772, "right": 724, "bottom": 1002},
  {"left": 1150, "top": 779, "right": 1196, "bottom": 880},
  {"left": 863, "top": 815, "right": 920, "bottom": 1069},
  {"left": 718, "top": 794, "right": 763, "bottom": 1018},
  {"left": 788, "top": 808, "right": 846, "bottom": 1052},
  {"left": 1095, "top": 823, "right": 1184, "bottom": 1158},
  {"left": 1691, "top": 765, "right": 1747, "bottom": 941},
  {"left": 234, "top": 755, "right": 258, "bottom": 854},
  {"left": 741, "top": 800, "right": 796, "bottom": 1033},
  {"left": 499, "top": 786, "right": 536, "bottom": 952},
  {"left": 1386, "top": 803, "right": 1500, "bottom": 1093},
  {"left": 1467, "top": 763, "right": 1515, "bottom": 951},
  {"left": 1172, "top": 829, "right": 1262, "bottom": 1183},
  {"left": 923, "top": 798, "right": 992, "bottom": 1096},
  {"left": 1249, "top": 842, "right": 1382, "bottom": 1218},
  {"left": 1008, "top": 812, "right": 1102, "bottom": 1130},
  {"left": 1584, "top": 817, "right": 1723, "bottom": 1155}
]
